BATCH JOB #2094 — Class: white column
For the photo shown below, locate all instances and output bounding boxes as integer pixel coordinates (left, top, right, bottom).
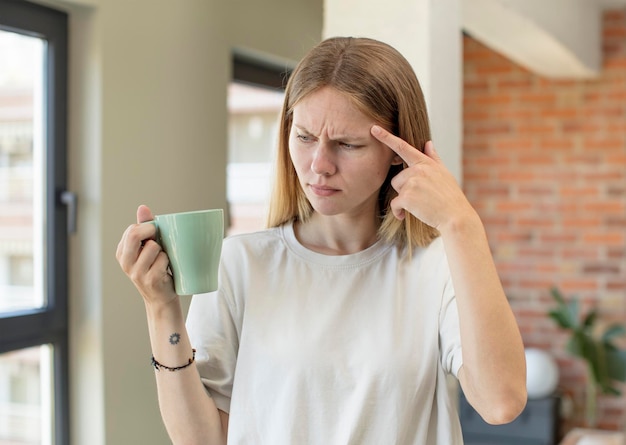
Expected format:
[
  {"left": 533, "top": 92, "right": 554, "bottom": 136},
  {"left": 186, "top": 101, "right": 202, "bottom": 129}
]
[{"left": 323, "top": 0, "right": 463, "bottom": 182}]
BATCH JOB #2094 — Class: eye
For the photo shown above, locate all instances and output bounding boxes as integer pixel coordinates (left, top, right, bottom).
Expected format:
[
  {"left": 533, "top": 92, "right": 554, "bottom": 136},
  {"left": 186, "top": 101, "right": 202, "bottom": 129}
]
[
  {"left": 296, "top": 133, "right": 312, "bottom": 143},
  {"left": 339, "top": 141, "right": 361, "bottom": 150}
]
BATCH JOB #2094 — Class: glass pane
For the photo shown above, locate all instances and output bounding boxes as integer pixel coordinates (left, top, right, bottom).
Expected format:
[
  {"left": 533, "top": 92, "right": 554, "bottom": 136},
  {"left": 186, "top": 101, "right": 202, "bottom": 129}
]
[
  {"left": 0, "top": 345, "right": 53, "bottom": 445},
  {"left": 0, "top": 30, "right": 46, "bottom": 313},
  {"left": 227, "top": 82, "right": 284, "bottom": 235}
]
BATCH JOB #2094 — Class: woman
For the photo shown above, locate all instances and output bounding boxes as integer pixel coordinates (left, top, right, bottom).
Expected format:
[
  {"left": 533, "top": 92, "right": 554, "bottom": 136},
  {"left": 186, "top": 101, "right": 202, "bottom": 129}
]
[{"left": 117, "top": 36, "right": 527, "bottom": 444}]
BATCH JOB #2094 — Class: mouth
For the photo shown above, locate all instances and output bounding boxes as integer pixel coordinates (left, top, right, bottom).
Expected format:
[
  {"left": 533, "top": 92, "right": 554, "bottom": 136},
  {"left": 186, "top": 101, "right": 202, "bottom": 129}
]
[{"left": 309, "top": 184, "right": 340, "bottom": 197}]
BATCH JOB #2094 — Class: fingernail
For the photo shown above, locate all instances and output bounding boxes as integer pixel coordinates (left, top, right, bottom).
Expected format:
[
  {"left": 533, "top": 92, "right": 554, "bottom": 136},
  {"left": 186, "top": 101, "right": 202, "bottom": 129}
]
[{"left": 371, "top": 125, "right": 382, "bottom": 135}]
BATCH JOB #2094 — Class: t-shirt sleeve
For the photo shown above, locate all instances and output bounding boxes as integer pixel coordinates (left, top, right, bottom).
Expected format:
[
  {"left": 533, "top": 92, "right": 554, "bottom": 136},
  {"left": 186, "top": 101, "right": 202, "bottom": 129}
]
[
  {"left": 186, "top": 269, "right": 241, "bottom": 414},
  {"left": 439, "top": 276, "right": 463, "bottom": 377}
]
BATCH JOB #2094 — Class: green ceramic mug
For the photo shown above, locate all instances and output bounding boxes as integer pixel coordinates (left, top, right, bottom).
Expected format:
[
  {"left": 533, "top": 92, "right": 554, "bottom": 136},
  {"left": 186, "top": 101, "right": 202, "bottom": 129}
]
[{"left": 146, "top": 209, "right": 224, "bottom": 295}]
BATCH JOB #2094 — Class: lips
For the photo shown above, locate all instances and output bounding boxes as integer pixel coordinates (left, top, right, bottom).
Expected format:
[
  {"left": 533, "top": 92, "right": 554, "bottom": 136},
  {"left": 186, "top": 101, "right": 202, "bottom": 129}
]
[{"left": 309, "top": 184, "right": 340, "bottom": 196}]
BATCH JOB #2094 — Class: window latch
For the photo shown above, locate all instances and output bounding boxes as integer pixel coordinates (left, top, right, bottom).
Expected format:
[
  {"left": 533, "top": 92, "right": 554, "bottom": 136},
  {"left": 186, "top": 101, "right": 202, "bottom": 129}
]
[{"left": 60, "top": 191, "right": 78, "bottom": 234}]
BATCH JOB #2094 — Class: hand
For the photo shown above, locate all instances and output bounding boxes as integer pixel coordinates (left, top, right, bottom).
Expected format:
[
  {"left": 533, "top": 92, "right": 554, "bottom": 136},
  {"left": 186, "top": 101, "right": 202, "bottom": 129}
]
[
  {"left": 116, "top": 205, "right": 177, "bottom": 306},
  {"left": 371, "top": 125, "right": 476, "bottom": 232}
]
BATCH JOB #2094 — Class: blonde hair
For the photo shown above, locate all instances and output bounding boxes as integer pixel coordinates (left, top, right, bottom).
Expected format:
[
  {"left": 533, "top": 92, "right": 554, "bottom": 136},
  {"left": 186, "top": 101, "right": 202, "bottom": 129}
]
[{"left": 267, "top": 37, "right": 439, "bottom": 249}]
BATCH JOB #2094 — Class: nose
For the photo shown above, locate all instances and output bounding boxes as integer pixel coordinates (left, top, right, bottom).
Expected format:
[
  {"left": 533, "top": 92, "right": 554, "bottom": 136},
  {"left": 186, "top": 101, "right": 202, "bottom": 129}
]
[{"left": 311, "top": 143, "right": 336, "bottom": 176}]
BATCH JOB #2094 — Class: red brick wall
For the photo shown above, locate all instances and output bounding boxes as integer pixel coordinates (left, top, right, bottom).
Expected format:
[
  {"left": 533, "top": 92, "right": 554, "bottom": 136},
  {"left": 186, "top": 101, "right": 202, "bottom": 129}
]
[{"left": 463, "top": 10, "right": 626, "bottom": 432}]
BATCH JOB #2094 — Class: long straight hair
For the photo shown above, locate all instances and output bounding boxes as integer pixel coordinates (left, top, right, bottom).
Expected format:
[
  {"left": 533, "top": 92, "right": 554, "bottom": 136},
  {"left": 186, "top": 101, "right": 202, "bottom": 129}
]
[{"left": 267, "top": 37, "right": 439, "bottom": 249}]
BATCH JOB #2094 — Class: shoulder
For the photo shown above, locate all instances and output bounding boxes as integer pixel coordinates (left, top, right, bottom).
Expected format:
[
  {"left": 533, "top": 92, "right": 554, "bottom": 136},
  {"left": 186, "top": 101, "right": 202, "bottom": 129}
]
[
  {"left": 223, "top": 227, "right": 282, "bottom": 248},
  {"left": 221, "top": 226, "right": 286, "bottom": 263},
  {"left": 404, "top": 236, "right": 452, "bottom": 289},
  {"left": 410, "top": 235, "right": 447, "bottom": 264}
]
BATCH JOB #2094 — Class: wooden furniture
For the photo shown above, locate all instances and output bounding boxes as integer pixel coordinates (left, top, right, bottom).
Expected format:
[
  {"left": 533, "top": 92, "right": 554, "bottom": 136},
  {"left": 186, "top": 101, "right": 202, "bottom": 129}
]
[{"left": 560, "top": 428, "right": 625, "bottom": 445}]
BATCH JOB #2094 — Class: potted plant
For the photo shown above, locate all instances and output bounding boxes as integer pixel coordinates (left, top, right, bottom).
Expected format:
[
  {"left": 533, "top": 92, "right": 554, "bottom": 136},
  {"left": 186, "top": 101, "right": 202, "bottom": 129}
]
[{"left": 547, "top": 287, "right": 626, "bottom": 428}]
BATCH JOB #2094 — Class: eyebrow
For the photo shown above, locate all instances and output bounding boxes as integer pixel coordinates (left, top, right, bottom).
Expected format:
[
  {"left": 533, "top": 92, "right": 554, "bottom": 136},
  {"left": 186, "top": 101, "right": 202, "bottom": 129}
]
[{"left": 293, "top": 124, "right": 367, "bottom": 142}]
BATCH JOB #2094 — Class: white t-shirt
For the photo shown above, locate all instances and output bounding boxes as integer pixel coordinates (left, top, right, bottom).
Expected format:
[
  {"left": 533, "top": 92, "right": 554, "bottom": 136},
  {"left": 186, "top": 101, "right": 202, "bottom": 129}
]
[{"left": 187, "top": 221, "right": 464, "bottom": 444}]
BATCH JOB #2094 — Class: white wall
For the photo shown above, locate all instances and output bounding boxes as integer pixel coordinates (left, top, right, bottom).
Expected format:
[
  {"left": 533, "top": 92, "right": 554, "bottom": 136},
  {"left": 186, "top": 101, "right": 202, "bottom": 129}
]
[{"left": 35, "top": 0, "right": 322, "bottom": 443}]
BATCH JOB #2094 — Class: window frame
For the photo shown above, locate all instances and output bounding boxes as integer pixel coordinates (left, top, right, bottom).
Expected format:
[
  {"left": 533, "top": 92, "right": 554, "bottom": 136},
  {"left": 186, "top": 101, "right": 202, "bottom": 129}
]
[
  {"left": 0, "top": 0, "right": 69, "bottom": 443},
  {"left": 232, "top": 50, "right": 292, "bottom": 90}
]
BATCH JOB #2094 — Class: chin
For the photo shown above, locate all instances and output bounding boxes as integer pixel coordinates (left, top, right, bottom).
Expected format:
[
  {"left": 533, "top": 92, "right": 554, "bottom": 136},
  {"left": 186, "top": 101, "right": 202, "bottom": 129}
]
[{"left": 308, "top": 202, "right": 344, "bottom": 217}]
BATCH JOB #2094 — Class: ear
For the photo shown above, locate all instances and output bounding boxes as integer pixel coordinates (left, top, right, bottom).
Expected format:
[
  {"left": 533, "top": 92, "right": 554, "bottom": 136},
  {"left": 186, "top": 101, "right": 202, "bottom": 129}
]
[{"left": 391, "top": 155, "right": 403, "bottom": 166}]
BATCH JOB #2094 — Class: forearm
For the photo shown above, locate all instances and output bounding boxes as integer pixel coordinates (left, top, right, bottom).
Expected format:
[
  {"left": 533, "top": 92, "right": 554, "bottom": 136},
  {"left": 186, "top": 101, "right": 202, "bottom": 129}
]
[
  {"left": 146, "top": 298, "right": 226, "bottom": 445},
  {"left": 439, "top": 211, "right": 526, "bottom": 423}
]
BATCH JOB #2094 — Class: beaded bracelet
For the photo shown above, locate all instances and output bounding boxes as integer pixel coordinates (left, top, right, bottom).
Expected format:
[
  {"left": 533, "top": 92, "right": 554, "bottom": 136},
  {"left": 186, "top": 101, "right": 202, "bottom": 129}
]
[{"left": 151, "top": 349, "right": 196, "bottom": 372}]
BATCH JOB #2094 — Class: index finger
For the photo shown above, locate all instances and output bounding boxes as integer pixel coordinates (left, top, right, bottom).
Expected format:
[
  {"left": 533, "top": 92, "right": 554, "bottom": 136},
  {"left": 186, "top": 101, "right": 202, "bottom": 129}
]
[{"left": 371, "top": 125, "right": 425, "bottom": 166}]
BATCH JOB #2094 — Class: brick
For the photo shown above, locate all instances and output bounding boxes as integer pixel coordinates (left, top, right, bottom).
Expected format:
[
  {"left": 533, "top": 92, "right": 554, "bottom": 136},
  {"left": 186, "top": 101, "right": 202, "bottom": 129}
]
[
  {"left": 538, "top": 138, "right": 576, "bottom": 151},
  {"left": 582, "top": 202, "right": 625, "bottom": 214},
  {"left": 468, "top": 94, "right": 514, "bottom": 106},
  {"left": 517, "top": 247, "right": 558, "bottom": 257},
  {"left": 607, "top": 187, "right": 626, "bottom": 197},
  {"left": 463, "top": 110, "right": 491, "bottom": 121},
  {"left": 495, "top": 232, "right": 533, "bottom": 243},
  {"left": 583, "top": 106, "right": 625, "bottom": 118},
  {"left": 517, "top": 154, "right": 555, "bottom": 165},
  {"left": 607, "top": 154, "right": 626, "bottom": 164},
  {"left": 562, "top": 248, "right": 600, "bottom": 260},
  {"left": 561, "top": 121, "right": 603, "bottom": 133},
  {"left": 584, "top": 171, "right": 626, "bottom": 181},
  {"left": 517, "top": 123, "right": 557, "bottom": 134},
  {"left": 582, "top": 263, "right": 621, "bottom": 274},
  {"left": 517, "top": 185, "right": 555, "bottom": 196},
  {"left": 476, "top": 64, "right": 516, "bottom": 76},
  {"left": 541, "top": 108, "right": 580, "bottom": 119},
  {"left": 583, "top": 137, "right": 625, "bottom": 150},
  {"left": 493, "top": 138, "right": 536, "bottom": 151},
  {"left": 496, "top": 171, "right": 537, "bottom": 182},
  {"left": 497, "top": 79, "right": 534, "bottom": 89},
  {"left": 473, "top": 123, "right": 513, "bottom": 135},
  {"left": 583, "top": 233, "right": 625, "bottom": 245},
  {"left": 560, "top": 186, "right": 600, "bottom": 197},
  {"left": 517, "top": 218, "right": 555, "bottom": 228},
  {"left": 463, "top": 79, "right": 490, "bottom": 91},
  {"left": 562, "top": 218, "right": 602, "bottom": 229},
  {"left": 603, "top": 215, "right": 626, "bottom": 230},
  {"left": 559, "top": 280, "right": 599, "bottom": 292},
  {"left": 607, "top": 281, "right": 626, "bottom": 291},
  {"left": 540, "top": 233, "right": 578, "bottom": 244},
  {"left": 469, "top": 156, "right": 512, "bottom": 168},
  {"left": 604, "top": 26, "right": 626, "bottom": 38}
]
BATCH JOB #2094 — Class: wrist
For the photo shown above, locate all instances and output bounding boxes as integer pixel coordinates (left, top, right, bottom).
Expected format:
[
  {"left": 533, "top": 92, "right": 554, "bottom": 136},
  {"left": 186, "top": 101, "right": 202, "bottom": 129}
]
[
  {"left": 437, "top": 208, "right": 483, "bottom": 239},
  {"left": 144, "top": 295, "right": 183, "bottom": 322}
]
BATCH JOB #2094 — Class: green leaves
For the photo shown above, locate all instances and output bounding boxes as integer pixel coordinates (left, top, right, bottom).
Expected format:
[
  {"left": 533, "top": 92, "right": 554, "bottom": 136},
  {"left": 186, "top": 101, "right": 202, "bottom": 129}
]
[
  {"left": 548, "top": 287, "right": 581, "bottom": 330},
  {"left": 548, "top": 287, "right": 626, "bottom": 396}
]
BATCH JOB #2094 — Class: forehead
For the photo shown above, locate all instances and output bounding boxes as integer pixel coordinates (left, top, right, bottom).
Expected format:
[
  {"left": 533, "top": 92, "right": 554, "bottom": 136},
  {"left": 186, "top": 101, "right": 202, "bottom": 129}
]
[{"left": 291, "top": 87, "right": 374, "bottom": 135}]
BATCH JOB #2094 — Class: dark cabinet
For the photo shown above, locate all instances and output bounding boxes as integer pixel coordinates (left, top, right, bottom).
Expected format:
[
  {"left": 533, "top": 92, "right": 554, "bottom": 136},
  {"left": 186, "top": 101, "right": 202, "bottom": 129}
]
[{"left": 459, "top": 392, "right": 560, "bottom": 445}]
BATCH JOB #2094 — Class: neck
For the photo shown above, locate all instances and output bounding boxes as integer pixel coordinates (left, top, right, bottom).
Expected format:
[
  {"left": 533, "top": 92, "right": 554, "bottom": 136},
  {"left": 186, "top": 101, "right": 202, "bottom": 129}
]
[{"left": 294, "top": 213, "right": 380, "bottom": 255}]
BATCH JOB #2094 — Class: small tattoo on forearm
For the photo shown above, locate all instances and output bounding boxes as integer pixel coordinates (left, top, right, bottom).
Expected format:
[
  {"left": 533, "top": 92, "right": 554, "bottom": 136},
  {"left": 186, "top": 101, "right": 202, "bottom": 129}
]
[{"left": 169, "top": 333, "right": 181, "bottom": 345}]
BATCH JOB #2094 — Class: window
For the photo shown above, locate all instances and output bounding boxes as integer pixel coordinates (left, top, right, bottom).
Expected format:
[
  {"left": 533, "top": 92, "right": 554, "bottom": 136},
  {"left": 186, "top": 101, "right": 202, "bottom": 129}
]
[
  {"left": 227, "top": 52, "right": 290, "bottom": 235},
  {"left": 0, "top": 1, "right": 69, "bottom": 444}
]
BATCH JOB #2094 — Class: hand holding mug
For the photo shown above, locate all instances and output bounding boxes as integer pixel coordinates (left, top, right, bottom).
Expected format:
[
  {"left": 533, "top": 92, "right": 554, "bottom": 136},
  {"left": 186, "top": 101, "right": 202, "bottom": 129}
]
[
  {"left": 117, "top": 205, "right": 224, "bottom": 305},
  {"left": 117, "top": 205, "right": 176, "bottom": 306}
]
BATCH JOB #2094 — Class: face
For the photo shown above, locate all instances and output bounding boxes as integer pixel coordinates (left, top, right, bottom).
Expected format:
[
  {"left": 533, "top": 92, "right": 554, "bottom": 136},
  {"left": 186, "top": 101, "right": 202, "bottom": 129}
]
[{"left": 289, "top": 87, "right": 401, "bottom": 219}]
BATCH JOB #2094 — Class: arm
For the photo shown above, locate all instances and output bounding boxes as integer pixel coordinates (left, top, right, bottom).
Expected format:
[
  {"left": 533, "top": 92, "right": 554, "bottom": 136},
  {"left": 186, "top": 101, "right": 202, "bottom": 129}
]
[
  {"left": 371, "top": 126, "right": 527, "bottom": 424},
  {"left": 440, "top": 209, "right": 527, "bottom": 424},
  {"left": 116, "top": 205, "right": 228, "bottom": 444}
]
